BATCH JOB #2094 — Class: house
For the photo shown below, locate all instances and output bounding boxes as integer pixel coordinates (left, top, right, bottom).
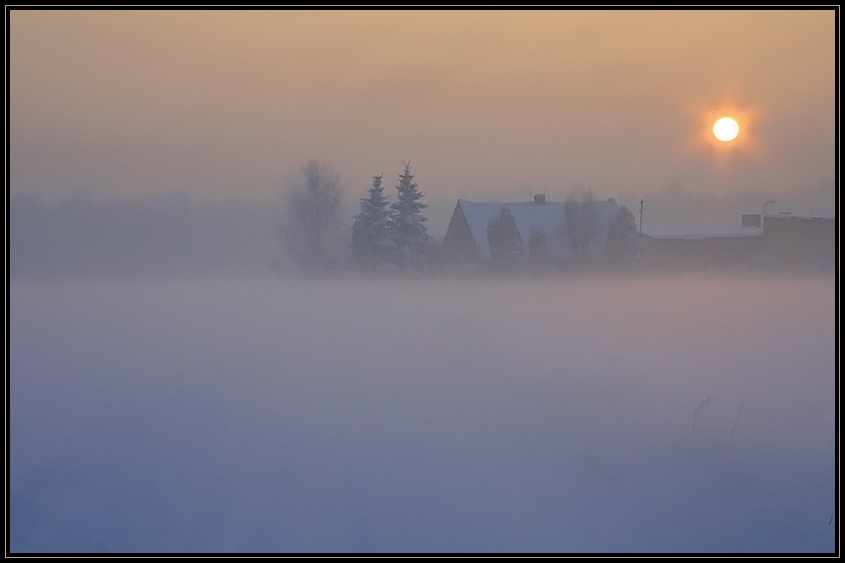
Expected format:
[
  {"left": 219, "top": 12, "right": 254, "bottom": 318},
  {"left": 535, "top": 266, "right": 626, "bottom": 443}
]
[{"left": 439, "top": 194, "right": 620, "bottom": 266}]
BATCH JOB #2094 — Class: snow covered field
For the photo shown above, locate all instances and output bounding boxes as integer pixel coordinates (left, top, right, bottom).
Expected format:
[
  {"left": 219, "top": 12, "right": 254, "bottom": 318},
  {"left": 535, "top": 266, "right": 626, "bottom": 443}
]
[{"left": 9, "top": 273, "right": 836, "bottom": 553}]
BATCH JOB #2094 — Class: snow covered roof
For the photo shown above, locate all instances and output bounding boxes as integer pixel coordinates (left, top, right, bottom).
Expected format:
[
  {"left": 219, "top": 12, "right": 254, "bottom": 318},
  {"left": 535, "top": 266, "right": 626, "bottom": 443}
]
[{"left": 458, "top": 198, "right": 620, "bottom": 259}]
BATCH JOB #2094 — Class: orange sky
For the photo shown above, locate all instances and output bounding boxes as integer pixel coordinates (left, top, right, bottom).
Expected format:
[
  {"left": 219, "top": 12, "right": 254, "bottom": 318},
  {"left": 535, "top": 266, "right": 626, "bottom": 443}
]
[{"left": 10, "top": 10, "right": 835, "bottom": 209}]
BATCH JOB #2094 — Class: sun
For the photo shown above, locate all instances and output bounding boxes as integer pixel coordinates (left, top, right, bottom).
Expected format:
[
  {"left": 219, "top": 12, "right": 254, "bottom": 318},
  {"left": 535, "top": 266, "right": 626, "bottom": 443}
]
[{"left": 713, "top": 117, "right": 739, "bottom": 142}]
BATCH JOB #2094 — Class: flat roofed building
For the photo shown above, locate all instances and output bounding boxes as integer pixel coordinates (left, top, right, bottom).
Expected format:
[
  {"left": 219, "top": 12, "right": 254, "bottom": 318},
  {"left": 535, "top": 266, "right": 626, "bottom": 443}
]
[{"left": 763, "top": 215, "right": 836, "bottom": 267}]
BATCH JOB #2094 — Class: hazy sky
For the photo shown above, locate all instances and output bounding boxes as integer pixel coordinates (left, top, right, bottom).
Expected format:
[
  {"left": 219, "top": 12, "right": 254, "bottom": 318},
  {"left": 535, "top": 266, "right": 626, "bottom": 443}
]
[{"left": 10, "top": 10, "right": 835, "bottom": 206}]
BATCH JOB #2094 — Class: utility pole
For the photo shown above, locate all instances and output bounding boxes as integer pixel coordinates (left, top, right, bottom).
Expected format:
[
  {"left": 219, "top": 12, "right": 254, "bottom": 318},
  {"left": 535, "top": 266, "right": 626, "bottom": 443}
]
[
  {"left": 764, "top": 200, "right": 776, "bottom": 217},
  {"left": 639, "top": 199, "right": 644, "bottom": 236}
]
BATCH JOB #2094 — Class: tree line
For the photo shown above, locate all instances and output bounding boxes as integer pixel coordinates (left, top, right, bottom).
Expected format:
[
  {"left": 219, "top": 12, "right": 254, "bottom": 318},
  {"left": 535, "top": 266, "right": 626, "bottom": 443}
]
[
  {"left": 281, "top": 160, "right": 433, "bottom": 273},
  {"left": 281, "top": 159, "right": 639, "bottom": 275},
  {"left": 10, "top": 191, "right": 281, "bottom": 276}
]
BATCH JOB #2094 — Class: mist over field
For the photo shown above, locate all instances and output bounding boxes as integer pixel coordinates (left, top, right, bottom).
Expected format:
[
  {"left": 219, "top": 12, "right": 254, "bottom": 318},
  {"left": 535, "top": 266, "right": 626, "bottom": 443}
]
[
  {"left": 9, "top": 8, "right": 836, "bottom": 553},
  {"left": 9, "top": 273, "right": 835, "bottom": 553},
  {"left": 8, "top": 178, "right": 836, "bottom": 278}
]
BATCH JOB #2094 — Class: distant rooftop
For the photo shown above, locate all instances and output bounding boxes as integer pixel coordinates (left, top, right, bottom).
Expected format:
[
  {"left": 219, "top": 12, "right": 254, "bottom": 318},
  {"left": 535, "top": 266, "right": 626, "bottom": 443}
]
[
  {"left": 764, "top": 213, "right": 836, "bottom": 221},
  {"left": 642, "top": 213, "right": 836, "bottom": 240},
  {"left": 642, "top": 224, "right": 763, "bottom": 239}
]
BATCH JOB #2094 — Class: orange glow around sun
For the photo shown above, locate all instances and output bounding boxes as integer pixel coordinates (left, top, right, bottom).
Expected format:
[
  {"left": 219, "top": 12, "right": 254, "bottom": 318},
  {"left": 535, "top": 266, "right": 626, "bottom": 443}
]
[{"left": 694, "top": 103, "right": 759, "bottom": 159}]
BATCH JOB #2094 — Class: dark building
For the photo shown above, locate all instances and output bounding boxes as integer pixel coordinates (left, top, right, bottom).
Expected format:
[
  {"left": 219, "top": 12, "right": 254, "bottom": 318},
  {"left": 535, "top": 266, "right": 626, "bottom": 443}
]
[
  {"left": 640, "top": 232, "right": 765, "bottom": 269},
  {"left": 640, "top": 213, "right": 836, "bottom": 269},
  {"left": 763, "top": 215, "right": 836, "bottom": 267},
  {"left": 742, "top": 214, "right": 762, "bottom": 227}
]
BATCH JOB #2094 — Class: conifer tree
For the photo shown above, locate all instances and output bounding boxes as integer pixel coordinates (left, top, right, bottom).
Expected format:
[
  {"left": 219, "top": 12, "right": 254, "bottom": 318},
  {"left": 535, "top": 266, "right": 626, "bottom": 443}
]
[
  {"left": 527, "top": 229, "right": 549, "bottom": 274},
  {"left": 487, "top": 207, "right": 524, "bottom": 272},
  {"left": 389, "top": 163, "right": 429, "bottom": 270},
  {"left": 351, "top": 174, "right": 393, "bottom": 269}
]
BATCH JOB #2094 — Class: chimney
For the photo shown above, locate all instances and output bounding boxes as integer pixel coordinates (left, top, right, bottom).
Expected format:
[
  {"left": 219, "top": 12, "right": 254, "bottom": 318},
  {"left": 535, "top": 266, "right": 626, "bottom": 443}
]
[{"left": 533, "top": 193, "right": 546, "bottom": 206}]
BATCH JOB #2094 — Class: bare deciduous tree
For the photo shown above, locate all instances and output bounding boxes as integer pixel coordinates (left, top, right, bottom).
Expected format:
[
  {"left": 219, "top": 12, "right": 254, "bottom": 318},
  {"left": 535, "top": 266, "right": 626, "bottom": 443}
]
[
  {"left": 564, "top": 187, "right": 598, "bottom": 261},
  {"left": 605, "top": 205, "right": 639, "bottom": 265},
  {"left": 280, "top": 160, "right": 346, "bottom": 273}
]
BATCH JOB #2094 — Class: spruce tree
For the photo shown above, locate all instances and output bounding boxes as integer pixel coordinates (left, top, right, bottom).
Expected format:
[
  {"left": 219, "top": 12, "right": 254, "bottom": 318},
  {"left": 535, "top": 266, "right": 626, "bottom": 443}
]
[
  {"left": 487, "top": 207, "right": 524, "bottom": 272},
  {"left": 389, "top": 163, "right": 429, "bottom": 270},
  {"left": 527, "top": 229, "right": 549, "bottom": 274},
  {"left": 352, "top": 174, "right": 393, "bottom": 269}
]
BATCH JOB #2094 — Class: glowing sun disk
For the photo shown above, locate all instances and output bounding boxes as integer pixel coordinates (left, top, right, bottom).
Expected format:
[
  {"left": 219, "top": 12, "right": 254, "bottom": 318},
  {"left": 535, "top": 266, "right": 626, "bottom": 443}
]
[{"left": 713, "top": 117, "right": 739, "bottom": 142}]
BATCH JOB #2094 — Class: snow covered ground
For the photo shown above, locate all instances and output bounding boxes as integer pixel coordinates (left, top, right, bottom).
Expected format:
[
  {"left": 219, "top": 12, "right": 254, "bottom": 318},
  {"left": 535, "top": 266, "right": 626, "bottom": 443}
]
[{"left": 9, "top": 273, "right": 836, "bottom": 553}]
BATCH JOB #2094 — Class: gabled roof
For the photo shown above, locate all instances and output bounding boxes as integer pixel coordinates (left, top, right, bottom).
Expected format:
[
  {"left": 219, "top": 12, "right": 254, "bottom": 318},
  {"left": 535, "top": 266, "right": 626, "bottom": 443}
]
[{"left": 456, "top": 198, "right": 620, "bottom": 259}]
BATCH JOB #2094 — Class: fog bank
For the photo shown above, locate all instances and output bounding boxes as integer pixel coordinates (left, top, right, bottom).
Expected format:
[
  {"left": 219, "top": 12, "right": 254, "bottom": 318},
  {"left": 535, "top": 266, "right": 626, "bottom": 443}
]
[{"left": 9, "top": 274, "right": 835, "bottom": 552}]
